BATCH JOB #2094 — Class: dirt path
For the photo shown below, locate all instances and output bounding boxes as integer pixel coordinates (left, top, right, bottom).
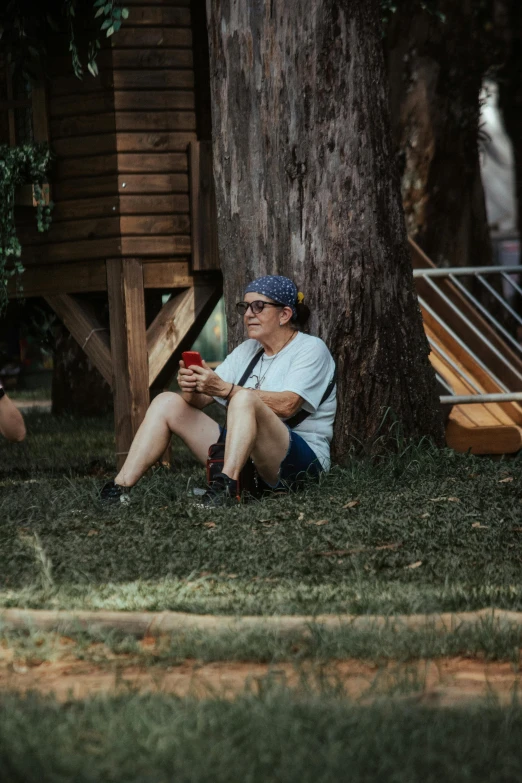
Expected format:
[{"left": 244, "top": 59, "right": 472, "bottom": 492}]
[{"left": 1, "top": 647, "right": 520, "bottom": 706}]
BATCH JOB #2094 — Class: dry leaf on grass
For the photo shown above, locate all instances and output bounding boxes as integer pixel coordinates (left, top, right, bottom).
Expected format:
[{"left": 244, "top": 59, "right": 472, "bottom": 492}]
[
  {"left": 512, "top": 527, "right": 522, "bottom": 533},
  {"left": 203, "top": 521, "right": 216, "bottom": 529},
  {"left": 404, "top": 560, "right": 422, "bottom": 569},
  {"left": 297, "top": 511, "right": 304, "bottom": 521},
  {"left": 306, "top": 519, "right": 328, "bottom": 526},
  {"left": 429, "top": 496, "right": 460, "bottom": 503},
  {"left": 343, "top": 500, "right": 360, "bottom": 509},
  {"left": 420, "top": 513, "right": 430, "bottom": 518},
  {"left": 499, "top": 477, "right": 513, "bottom": 483},
  {"left": 87, "top": 529, "right": 98, "bottom": 536},
  {"left": 375, "top": 542, "right": 402, "bottom": 551},
  {"left": 471, "top": 522, "right": 488, "bottom": 529}
]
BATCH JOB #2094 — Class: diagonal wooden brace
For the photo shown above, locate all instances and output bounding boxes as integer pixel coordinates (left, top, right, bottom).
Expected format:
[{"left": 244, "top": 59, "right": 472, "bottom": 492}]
[
  {"left": 147, "top": 284, "right": 219, "bottom": 387},
  {"left": 45, "top": 293, "right": 112, "bottom": 386}
]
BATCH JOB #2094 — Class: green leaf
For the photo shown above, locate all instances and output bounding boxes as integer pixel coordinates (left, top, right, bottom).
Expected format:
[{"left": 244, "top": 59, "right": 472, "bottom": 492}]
[
  {"left": 87, "top": 61, "right": 99, "bottom": 77},
  {"left": 93, "top": 0, "right": 105, "bottom": 7},
  {"left": 106, "top": 25, "right": 115, "bottom": 37},
  {"left": 113, "top": 7, "right": 122, "bottom": 18},
  {"left": 113, "top": 19, "right": 121, "bottom": 32},
  {"left": 94, "top": 7, "right": 105, "bottom": 18},
  {"left": 121, "top": 7, "right": 129, "bottom": 19},
  {"left": 100, "top": 18, "right": 112, "bottom": 29},
  {"left": 104, "top": 3, "right": 112, "bottom": 13}
]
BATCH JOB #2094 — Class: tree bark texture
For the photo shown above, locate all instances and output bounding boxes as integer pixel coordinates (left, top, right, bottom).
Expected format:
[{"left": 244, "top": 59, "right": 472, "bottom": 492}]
[
  {"left": 385, "top": 0, "right": 499, "bottom": 268},
  {"left": 207, "top": 0, "right": 443, "bottom": 458}
]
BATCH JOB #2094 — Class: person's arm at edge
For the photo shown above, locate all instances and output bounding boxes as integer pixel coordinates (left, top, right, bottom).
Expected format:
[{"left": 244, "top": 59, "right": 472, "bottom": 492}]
[{"left": 0, "top": 391, "right": 26, "bottom": 442}]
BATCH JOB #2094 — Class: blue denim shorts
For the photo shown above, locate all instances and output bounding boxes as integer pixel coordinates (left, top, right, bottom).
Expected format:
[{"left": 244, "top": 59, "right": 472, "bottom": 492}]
[{"left": 219, "top": 425, "right": 323, "bottom": 491}]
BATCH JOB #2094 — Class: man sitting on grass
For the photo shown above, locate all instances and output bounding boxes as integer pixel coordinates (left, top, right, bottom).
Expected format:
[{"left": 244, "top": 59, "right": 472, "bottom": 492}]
[{"left": 0, "top": 379, "right": 26, "bottom": 442}]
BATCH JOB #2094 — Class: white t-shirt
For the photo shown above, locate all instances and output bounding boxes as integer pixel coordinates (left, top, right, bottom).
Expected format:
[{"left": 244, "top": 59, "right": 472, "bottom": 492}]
[{"left": 214, "top": 332, "right": 337, "bottom": 470}]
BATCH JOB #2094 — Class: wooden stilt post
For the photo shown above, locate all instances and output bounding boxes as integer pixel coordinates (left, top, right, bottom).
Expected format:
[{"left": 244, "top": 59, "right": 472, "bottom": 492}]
[{"left": 107, "top": 258, "right": 149, "bottom": 470}]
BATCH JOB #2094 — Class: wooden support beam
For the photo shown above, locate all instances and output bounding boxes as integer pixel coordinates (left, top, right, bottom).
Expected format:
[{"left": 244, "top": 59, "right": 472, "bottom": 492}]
[
  {"left": 190, "top": 141, "right": 220, "bottom": 271},
  {"left": 147, "top": 284, "right": 218, "bottom": 386},
  {"left": 45, "top": 294, "right": 112, "bottom": 386},
  {"left": 9, "top": 260, "right": 194, "bottom": 297},
  {"left": 107, "top": 258, "right": 150, "bottom": 469},
  {"left": 152, "top": 281, "right": 222, "bottom": 390}
]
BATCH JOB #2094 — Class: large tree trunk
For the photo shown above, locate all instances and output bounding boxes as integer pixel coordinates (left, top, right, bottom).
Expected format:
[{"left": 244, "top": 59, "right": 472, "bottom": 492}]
[
  {"left": 385, "top": 0, "right": 498, "bottom": 269},
  {"left": 207, "top": 0, "right": 444, "bottom": 458}
]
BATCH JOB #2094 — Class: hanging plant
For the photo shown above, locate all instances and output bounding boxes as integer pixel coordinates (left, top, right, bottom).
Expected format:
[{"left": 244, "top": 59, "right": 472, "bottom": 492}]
[
  {"left": 0, "top": 2, "right": 130, "bottom": 83},
  {"left": 0, "top": 142, "right": 53, "bottom": 313}
]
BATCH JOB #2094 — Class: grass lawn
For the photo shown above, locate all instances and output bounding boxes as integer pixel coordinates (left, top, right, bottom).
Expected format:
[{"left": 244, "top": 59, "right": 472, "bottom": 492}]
[
  {"left": 2, "top": 689, "right": 522, "bottom": 783},
  {"left": 2, "top": 411, "right": 522, "bottom": 781},
  {"left": 0, "top": 411, "right": 521, "bottom": 616}
]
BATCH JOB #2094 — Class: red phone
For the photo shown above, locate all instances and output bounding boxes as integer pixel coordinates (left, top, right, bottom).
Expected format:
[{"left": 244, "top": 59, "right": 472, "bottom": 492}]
[{"left": 182, "top": 350, "right": 204, "bottom": 368}]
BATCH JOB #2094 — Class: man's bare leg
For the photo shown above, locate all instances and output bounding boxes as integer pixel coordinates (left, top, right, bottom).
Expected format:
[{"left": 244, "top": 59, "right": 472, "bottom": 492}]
[
  {"left": 222, "top": 390, "right": 289, "bottom": 486},
  {"left": 115, "top": 392, "right": 220, "bottom": 487}
]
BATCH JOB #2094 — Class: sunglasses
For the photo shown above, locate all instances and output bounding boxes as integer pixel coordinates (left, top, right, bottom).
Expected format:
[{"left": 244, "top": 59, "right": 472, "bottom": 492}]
[{"left": 236, "top": 300, "right": 283, "bottom": 316}]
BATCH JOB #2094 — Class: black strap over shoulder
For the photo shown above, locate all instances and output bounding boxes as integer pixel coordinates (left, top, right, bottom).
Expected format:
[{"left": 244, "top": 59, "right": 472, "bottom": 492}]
[
  {"left": 237, "top": 349, "right": 264, "bottom": 388},
  {"left": 285, "top": 366, "right": 337, "bottom": 430}
]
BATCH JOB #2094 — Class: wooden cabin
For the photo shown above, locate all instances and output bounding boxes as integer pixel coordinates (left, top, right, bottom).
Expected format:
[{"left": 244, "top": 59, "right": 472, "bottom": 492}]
[{"left": 3, "top": 0, "right": 221, "bottom": 467}]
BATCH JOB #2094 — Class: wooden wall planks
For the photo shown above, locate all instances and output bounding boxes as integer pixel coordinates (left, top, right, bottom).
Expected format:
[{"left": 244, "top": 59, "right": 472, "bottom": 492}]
[
  {"left": 121, "top": 6, "right": 191, "bottom": 26},
  {"left": 10, "top": 260, "right": 193, "bottom": 296},
  {"left": 50, "top": 112, "right": 196, "bottom": 138},
  {"left": 113, "top": 29, "right": 193, "bottom": 48},
  {"left": 49, "top": 194, "right": 189, "bottom": 223},
  {"left": 110, "top": 3, "right": 197, "bottom": 259},
  {"left": 18, "top": 0, "right": 199, "bottom": 271},
  {"left": 53, "top": 132, "right": 196, "bottom": 157}
]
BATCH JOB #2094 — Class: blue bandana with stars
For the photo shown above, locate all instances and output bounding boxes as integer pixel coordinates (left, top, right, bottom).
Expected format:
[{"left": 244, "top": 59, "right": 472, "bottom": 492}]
[{"left": 244, "top": 275, "right": 298, "bottom": 319}]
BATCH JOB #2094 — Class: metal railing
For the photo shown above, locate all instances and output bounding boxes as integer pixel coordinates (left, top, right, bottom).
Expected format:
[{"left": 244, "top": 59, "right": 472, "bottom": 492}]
[{"left": 413, "top": 265, "right": 522, "bottom": 406}]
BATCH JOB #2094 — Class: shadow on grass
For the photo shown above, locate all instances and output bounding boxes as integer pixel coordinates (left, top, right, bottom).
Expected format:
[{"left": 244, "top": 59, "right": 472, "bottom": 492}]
[{"left": 1, "top": 685, "right": 522, "bottom": 782}]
